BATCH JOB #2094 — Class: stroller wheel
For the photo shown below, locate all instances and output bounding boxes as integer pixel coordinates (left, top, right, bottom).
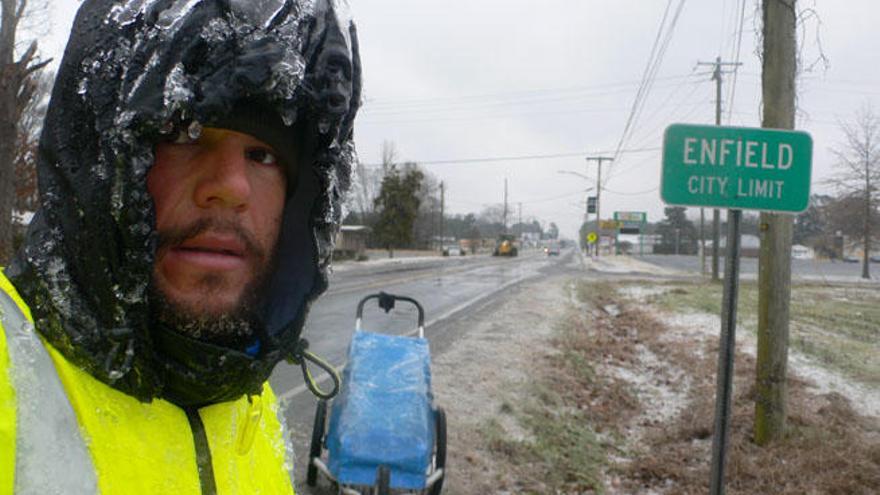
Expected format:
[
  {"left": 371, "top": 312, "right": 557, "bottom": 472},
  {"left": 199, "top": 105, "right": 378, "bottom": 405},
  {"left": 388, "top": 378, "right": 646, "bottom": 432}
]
[
  {"left": 306, "top": 400, "right": 328, "bottom": 486},
  {"left": 429, "top": 407, "right": 447, "bottom": 495},
  {"left": 376, "top": 465, "right": 391, "bottom": 495}
]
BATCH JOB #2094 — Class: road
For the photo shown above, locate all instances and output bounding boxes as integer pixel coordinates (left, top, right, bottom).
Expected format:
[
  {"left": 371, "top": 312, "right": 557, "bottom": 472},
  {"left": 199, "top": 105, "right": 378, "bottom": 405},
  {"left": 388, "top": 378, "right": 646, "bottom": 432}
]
[
  {"left": 269, "top": 248, "right": 574, "bottom": 491},
  {"left": 634, "top": 254, "right": 877, "bottom": 281}
]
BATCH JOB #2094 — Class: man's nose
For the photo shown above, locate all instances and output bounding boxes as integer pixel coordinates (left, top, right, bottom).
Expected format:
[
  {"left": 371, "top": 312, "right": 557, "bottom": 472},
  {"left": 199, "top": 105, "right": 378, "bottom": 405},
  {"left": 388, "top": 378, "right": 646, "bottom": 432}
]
[{"left": 193, "top": 141, "right": 252, "bottom": 211}]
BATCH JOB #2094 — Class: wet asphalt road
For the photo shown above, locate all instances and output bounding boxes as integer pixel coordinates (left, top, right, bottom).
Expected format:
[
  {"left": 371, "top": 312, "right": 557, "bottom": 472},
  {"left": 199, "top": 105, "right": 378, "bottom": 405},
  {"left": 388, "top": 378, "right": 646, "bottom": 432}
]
[{"left": 269, "top": 249, "right": 576, "bottom": 492}]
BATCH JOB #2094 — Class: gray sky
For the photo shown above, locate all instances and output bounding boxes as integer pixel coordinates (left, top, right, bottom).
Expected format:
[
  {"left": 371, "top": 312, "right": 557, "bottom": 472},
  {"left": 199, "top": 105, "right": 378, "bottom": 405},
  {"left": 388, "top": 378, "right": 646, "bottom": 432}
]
[{"left": 44, "top": 1, "right": 880, "bottom": 238}]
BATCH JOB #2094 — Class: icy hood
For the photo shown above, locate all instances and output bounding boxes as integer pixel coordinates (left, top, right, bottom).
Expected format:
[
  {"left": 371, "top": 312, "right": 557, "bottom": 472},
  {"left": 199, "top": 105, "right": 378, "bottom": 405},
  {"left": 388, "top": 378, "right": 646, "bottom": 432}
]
[{"left": 9, "top": 0, "right": 361, "bottom": 404}]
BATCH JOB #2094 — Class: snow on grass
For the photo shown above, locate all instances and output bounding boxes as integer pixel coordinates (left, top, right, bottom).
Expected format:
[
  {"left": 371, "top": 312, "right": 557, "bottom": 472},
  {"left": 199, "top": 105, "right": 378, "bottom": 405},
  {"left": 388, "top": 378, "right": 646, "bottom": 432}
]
[
  {"left": 331, "top": 253, "right": 451, "bottom": 272},
  {"left": 600, "top": 343, "right": 691, "bottom": 440},
  {"left": 581, "top": 254, "right": 684, "bottom": 276},
  {"left": 658, "top": 310, "right": 880, "bottom": 420},
  {"left": 617, "top": 284, "right": 672, "bottom": 302}
]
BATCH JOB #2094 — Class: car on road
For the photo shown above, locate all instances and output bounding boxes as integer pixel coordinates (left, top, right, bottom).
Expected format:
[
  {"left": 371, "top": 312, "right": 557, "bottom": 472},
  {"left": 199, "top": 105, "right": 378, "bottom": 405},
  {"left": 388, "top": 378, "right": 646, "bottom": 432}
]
[
  {"left": 842, "top": 255, "right": 860, "bottom": 263},
  {"left": 545, "top": 245, "right": 560, "bottom": 256},
  {"left": 443, "top": 246, "right": 464, "bottom": 256}
]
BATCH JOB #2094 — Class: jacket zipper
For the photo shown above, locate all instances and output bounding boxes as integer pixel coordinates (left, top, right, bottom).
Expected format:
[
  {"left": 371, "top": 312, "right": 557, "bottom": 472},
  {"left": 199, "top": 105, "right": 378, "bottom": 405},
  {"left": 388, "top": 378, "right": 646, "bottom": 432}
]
[{"left": 185, "top": 407, "right": 218, "bottom": 495}]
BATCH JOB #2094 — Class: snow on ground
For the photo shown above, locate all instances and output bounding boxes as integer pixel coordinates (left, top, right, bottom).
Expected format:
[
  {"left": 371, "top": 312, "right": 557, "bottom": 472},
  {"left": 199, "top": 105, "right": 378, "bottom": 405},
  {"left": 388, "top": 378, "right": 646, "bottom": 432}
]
[
  {"left": 617, "top": 285, "right": 672, "bottom": 301},
  {"left": 581, "top": 254, "right": 685, "bottom": 276},
  {"left": 601, "top": 343, "right": 691, "bottom": 440},
  {"left": 658, "top": 311, "right": 880, "bottom": 419},
  {"left": 430, "top": 275, "right": 566, "bottom": 494},
  {"left": 330, "top": 253, "right": 452, "bottom": 273}
]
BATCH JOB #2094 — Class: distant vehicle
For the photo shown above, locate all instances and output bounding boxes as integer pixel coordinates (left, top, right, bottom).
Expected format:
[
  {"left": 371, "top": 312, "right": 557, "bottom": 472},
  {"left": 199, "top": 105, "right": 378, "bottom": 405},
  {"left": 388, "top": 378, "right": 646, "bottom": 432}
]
[
  {"left": 492, "top": 234, "right": 518, "bottom": 257},
  {"left": 871, "top": 255, "right": 880, "bottom": 263},
  {"left": 544, "top": 243, "right": 560, "bottom": 256},
  {"left": 843, "top": 255, "right": 860, "bottom": 263},
  {"left": 443, "top": 246, "right": 464, "bottom": 256}
]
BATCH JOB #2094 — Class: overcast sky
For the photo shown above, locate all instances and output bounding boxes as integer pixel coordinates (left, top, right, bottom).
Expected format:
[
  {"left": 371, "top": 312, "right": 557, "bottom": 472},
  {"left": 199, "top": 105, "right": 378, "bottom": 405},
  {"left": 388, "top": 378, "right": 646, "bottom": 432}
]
[{"left": 44, "top": 1, "right": 880, "bottom": 238}]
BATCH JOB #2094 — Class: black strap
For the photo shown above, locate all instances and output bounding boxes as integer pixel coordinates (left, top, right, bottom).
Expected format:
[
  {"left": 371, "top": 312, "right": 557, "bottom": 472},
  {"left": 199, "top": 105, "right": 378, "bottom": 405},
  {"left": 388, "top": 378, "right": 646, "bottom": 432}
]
[{"left": 186, "top": 408, "right": 218, "bottom": 495}]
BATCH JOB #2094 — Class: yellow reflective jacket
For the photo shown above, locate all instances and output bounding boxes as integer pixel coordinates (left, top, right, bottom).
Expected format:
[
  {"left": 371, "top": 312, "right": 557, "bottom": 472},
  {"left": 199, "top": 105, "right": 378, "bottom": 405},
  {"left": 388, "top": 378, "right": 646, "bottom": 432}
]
[{"left": 0, "top": 273, "right": 295, "bottom": 494}]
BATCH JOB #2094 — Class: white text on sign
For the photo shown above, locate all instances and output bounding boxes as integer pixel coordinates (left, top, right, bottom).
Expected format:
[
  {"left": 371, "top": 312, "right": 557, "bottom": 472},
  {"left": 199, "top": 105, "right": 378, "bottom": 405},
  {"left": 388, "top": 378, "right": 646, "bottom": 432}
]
[
  {"left": 682, "top": 138, "right": 793, "bottom": 170},
  {"left": 688, "top": 176, "right": 786, "bottom": 199}
]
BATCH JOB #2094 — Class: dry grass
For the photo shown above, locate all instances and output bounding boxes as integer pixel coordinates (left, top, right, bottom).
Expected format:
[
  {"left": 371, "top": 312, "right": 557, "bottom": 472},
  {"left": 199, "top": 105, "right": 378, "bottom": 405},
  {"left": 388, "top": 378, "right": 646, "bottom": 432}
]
[{"left": 576, "top": 280, "right": 880, "bottom": 495}]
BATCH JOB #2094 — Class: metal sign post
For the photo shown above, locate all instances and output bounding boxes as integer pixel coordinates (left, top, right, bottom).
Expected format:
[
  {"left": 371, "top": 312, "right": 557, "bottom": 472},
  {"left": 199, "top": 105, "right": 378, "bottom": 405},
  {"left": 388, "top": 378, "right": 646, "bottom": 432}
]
[{"left": 709, "top": 208, "right": 741, "bottom": 495}]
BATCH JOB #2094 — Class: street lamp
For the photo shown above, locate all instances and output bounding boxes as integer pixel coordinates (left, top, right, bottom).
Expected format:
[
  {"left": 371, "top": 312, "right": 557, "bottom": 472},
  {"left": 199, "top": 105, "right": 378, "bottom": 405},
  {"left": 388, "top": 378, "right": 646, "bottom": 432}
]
[{"left": 557, "top": 170, "right": 594, "bottom": 182}]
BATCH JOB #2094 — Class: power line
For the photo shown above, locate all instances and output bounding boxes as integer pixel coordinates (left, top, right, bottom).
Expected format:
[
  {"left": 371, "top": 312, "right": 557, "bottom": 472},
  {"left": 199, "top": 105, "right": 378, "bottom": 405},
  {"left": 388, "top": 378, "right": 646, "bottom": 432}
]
[
  {"left": 603, "top": 186, "right": 659, "bottom": 196},
  {"left": 609, "top": 0, "right": 688, "bottom": 179},
  {"left": 726, "top": 0, "right": 748, "bottom": 123},
  {"left": 359, "top": 146, "right": 660, "bottom": 167},
  {"left": 362, "top": 74, "right": 697, "bottom": 111}
]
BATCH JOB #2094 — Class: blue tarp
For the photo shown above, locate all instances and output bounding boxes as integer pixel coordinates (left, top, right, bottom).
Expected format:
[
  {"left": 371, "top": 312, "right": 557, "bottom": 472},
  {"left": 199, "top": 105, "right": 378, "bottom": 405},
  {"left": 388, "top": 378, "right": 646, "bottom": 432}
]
[{"left": 326, "top": 331, "right": 435, "bottom": 489}]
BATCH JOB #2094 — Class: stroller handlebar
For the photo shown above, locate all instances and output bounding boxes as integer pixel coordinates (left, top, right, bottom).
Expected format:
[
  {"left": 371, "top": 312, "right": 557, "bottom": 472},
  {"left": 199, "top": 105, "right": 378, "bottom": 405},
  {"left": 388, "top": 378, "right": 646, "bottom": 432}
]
[{"left": 355, "top": 292, "right": 426, "bottom": 338}]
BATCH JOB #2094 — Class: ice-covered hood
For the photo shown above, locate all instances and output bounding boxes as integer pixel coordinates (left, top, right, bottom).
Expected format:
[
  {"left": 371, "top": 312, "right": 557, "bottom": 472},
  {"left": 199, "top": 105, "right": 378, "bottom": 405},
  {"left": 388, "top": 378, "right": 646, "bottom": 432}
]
[{"left": 8, "top": 0, "right": 361, "bottom": 405}]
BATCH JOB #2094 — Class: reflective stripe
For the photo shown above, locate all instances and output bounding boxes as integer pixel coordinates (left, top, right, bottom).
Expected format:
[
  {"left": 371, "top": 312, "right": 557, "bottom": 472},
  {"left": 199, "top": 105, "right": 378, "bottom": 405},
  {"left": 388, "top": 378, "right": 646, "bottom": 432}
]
[
  {"left": 46, "top": 343, "right": 204, "bottom": 494},
  {"left": 0, "top": 288, "right": 98, "bottom": 494}
]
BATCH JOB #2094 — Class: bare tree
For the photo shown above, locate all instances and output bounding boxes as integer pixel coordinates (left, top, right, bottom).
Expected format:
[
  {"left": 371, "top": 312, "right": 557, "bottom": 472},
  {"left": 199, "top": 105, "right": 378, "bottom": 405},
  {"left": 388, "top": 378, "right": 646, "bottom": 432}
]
[
  {"left": 411, "top": 165, "right": 439, "bottom": 249},
  {"left": 0, "top": 0, "right": 51, "bottom": 261},
  {"left": 830, "top": 103, "right": 880, "bottom": 279},
  {"left": 380, "top": 140, "right": 396, "bottom": 175},
  {"left": 15, "top": 66, "right": 51, "bottom": 213},
  {"left": 350, "top": 160, "right": 380, "bottom": 224}
]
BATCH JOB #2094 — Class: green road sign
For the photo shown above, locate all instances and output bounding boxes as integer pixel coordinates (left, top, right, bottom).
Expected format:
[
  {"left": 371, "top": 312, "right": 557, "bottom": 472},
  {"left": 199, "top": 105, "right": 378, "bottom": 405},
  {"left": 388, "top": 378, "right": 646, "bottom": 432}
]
[
  {"left": 661, "top": 123, "right": 813, "bottom": 213},
  {"left": 614, "top": 211, "right": 646, "bottom": 226}
]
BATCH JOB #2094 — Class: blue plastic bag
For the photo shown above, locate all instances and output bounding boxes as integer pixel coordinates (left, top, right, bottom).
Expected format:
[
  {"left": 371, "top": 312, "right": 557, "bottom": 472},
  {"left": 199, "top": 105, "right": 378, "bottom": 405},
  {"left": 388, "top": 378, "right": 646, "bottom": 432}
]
[{"left": 326, "top": 331, "right": 435, "bottom": 489}]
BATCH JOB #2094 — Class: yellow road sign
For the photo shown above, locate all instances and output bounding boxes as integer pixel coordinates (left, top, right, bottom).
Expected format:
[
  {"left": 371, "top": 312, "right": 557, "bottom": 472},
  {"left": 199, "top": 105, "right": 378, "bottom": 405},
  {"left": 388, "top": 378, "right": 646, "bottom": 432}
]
[{"left": 587, "top": 232, "right": 598, "bottom": 244}]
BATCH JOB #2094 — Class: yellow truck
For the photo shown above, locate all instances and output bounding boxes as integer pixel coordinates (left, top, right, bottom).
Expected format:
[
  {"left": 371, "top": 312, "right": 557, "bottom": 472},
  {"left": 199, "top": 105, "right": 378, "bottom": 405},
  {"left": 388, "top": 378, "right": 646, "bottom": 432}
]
[{"left": 492, "top": 234, "right": 519, "bottom": 257}]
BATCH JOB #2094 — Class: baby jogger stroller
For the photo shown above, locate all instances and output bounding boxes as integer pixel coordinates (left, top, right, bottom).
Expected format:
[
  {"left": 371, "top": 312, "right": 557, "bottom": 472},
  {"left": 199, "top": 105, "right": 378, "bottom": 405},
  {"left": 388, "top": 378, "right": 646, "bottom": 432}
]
[{"left": 307, "top": 292, "right": 447, "bottom": 495}]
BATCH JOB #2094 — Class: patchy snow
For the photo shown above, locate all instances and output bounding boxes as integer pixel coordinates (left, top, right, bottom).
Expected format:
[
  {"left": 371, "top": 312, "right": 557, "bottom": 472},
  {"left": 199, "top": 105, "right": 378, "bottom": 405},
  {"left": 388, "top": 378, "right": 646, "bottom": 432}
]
[
  {"left": 331, "top": 253, "right": 451, "bottom": 273},
  {"left": 658, "top": 311, "right": 880, "bottom": 420},
  {"left": 788, "top": 352, "right": 880, "bottom": 418},
  {"left": 581, "top": 254, "right": 684, "bottom": 276},
  {"left": 601, "top": 344, "right": 691, "bottom": 440},
  {"left": 617, "top": 285, "right": 672, "bottom": 302},
  {"left": 430, "top": 275, "right": 566, "bottom": 494}
]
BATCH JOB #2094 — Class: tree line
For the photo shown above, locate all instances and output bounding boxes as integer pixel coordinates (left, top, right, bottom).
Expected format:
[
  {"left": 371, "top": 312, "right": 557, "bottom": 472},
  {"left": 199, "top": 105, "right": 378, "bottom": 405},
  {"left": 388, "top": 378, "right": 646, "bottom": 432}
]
[{"left": 346, "top": 142, "right": 556, "bottom": 256}]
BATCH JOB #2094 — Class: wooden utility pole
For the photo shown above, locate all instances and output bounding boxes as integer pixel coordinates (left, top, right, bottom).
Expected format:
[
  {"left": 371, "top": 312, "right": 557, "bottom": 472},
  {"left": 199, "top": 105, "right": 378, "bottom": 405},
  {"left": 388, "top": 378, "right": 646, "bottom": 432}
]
[
  {"left": 698, "top": 56, "right": 742, "bottom": 280},
  {"left": 586, "top": 156, "right": 613, "bottom": 258},
  {"left": 439, "top": 181, "right": 445, "bottom": 250},
  {"left": 502, "top": 178, "right": 508, "bottom": 233},
  {"left": 517, "top": 202, "right": 523, "bottom": 241},
  {"left": 754, "top": 0, "right": 797, "bottom": 446}
]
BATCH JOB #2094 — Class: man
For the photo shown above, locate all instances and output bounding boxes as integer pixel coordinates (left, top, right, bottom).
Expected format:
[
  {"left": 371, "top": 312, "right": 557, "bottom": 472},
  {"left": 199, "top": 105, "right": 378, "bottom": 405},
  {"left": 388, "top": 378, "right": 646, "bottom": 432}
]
[{"left": 0, "top": 0, "right": 361, "bottom": 493}]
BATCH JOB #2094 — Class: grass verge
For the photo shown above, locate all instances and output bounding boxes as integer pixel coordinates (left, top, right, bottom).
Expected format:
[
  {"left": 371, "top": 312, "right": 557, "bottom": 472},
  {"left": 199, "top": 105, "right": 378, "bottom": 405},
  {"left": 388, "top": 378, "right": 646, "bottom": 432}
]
[
  {"left": 473, "top": 280, "right": 633, "bottom": 495},
  {"left": 648, "top": 280, "right": 880, "bottom": 387}
]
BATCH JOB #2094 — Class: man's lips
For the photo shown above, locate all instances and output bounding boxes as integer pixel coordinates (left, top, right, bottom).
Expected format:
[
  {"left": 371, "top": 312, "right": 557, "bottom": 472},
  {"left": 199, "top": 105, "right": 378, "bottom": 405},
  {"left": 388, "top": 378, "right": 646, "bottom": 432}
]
[
  {"left": 179, "top": 234, "right": 246, "bottom": 256},
  {"left": 165, "top": 234, "right": 248, "bottom": 271}
]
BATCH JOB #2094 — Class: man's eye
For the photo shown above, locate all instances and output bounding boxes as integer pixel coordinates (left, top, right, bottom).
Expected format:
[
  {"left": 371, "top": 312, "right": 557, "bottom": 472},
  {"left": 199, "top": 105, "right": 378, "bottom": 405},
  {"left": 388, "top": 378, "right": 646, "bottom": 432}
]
[{"left": 246, "top": 148, "right": 279, "bottom": 166}]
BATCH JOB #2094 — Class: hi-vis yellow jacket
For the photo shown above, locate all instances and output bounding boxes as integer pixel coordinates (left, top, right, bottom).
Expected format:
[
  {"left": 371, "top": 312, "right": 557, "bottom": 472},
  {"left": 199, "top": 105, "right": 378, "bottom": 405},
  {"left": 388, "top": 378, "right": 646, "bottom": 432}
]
[{"left": 0, "top": 273, "right": 295, "bottom": 494}]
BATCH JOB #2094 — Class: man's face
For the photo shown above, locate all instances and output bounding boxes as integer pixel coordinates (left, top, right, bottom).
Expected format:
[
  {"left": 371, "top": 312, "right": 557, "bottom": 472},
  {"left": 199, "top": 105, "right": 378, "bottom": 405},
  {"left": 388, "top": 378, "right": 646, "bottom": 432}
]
[{"left": 148, "top": 128, "right": 288, "bottom": 323}]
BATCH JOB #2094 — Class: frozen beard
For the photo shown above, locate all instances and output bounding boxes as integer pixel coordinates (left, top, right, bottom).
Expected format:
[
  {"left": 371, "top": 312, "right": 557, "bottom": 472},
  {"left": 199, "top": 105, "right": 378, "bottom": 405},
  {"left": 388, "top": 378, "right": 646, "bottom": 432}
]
[{"left": 149, "top": 217, "right": 279, "bottom": 350}]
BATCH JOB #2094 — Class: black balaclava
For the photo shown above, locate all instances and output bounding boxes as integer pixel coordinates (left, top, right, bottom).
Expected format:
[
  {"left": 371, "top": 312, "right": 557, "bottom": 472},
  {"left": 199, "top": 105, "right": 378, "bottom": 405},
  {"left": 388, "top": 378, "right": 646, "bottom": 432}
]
[{"left": 8, "top": 0, "right": 362, "bottom": 406}]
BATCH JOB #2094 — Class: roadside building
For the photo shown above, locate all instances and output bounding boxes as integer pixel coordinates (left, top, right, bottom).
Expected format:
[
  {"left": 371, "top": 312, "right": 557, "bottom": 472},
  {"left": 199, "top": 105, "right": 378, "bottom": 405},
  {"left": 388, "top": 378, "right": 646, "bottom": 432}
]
[
  {"left": 791, "top": 244, "right": 815, "bottom": 260},
  {"left": 705, "top": 234, "right": 762, "bottom": 258},
  {"left": 335, "top": 225, "right": 372, "bottom": 261}
]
